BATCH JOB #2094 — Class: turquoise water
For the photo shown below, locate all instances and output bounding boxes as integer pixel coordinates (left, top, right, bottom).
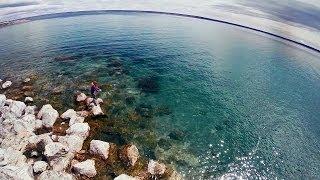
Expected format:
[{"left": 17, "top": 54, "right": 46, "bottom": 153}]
[{"left": 1, "top": 13, "right": 320, "bottom": 179}]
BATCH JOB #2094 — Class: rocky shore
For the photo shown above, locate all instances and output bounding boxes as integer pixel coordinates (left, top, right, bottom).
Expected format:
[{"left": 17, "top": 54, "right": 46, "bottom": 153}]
[{"left": 0, "top": 78, "right": 182, "bottom": 180}]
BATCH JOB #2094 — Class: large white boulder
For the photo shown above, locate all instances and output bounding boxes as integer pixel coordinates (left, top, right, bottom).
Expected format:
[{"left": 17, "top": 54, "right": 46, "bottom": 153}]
[
  {"left": 9, "top": 101, "right": 26, "bottom": 117},
  {"left": 58, "top": 135, "right": 84, "bottom": 153},
  {"left": 38, "top": 170, "right": 75, "bottom": 180},
  {"left": 72, "top": 159, "right": 97, "bottom": 177},
  {"left": 49, "top": 152, "right": 74, "bottom": 171},
  {"left": 69, "top": 116, "right": 85, "bottom": 126},
  {"left": 66, "top": 123, "right": 90, "bottom": 139},
  {"left": 114, "top": 174, "right": 136, "bottom": 180},
  {"left": 76, "top": 93, "right": 87, "bottom": 102},
  {"left": 2, "top": 81, "right": 12, "bottom": 89},
  {"left": 147, "top": 160, "right": 166, "bottom": 175},
  {"left": 37, "top": 104, "right": 59, "bottom": 128},
  {"left": 89, "top": 140, "right": 110, "bottom": 160},
  {"left": 33, "top": 161, "right": 48, "bottom": 173},
  {"left": 0, "top": 94, "right": 6, "bottom": 108}
]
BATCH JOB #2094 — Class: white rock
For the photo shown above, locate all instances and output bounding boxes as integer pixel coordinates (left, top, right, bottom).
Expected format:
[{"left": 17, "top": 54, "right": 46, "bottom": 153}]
[
  {"left": 114, "top": 174, "right": 136, "bottom": 180},
  {"left": 0, "top": 148, "right": 27, "bottom": 167},
  {"left": 4, "top": 99, "right": 13, "bottom": 106},
  {"left": 2, "top": 81, "right": 12, "bottom": 89},
  {"left": 0, "top": 94, "right": 6, "bottom": 108},
  {"left": 89, "top": 140, "right": 110, "bottom": 160},
  {"left": 38, "top": 170, "right": 75, "bottom": 180},
  {"left": 96, "top": 98, "right": 103, "bottom": 104},
  {"left": 35, "top": 119, "right": 43, "bottom": 129},
  {"left": 23, "top": 78, "right": 31, "bottom": 83},
  {"left": 147, "top": 160, "right": 166, "bottom": 175},
  {"left": 9, "top": 101, "right": 26, "bottom": 117},
  {"left": 66, "top": 123, "right": 90, "bottom": 139},
  {"left": 92, "top": 105, "right": 104, "bottom": 116},
  {"left": 58, "top": 135, "right": 84, "bottom": 153},
  {"left": 0, "top": 79, "right": 2, "bottom": 83},
  {"left": 69, "top": 116, "right": 85, "bottom": 126},
  {"left": 72, "top": 159, "right": 96, "bottom": 177},
  {"left": 37, "top": 104, "right": 59, "bottom": 128},
  {"left": 33, "top": 161, "right": 48, "bottom": 173},
  {"left": 49, "top": 152, "right": 74, "bottom": 171},
  {"left": 60, "top": 109, "right": 76, "bottom": 120},
  {"left": 44, "top": 142, "right": 68, "bottom": 158},
  {"left": 24, "top": 97, "right": 33, "bottom": 103},
  {"left": 0, "top": 165, "right": 34, "bottom": 180},
  {"left": 76, "top": 93, "right": 87, "bottom": 102},
  {"left": 25, "top": 106, "right": 36, "bottom": 115},
  {"left": 85, "top": 98, "right": 94, "bottom": 106}
]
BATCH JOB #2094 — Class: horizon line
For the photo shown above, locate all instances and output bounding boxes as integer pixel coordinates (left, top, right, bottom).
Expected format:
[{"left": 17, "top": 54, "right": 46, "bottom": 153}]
[{"left": 1, "top": 10, "right": 319, "bottom": 54}]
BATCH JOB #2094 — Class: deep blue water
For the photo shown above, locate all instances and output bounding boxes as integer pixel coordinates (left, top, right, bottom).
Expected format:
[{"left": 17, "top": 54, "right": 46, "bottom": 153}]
[{"left": 0, "top": 13, "right": 320, "bottom": 179}]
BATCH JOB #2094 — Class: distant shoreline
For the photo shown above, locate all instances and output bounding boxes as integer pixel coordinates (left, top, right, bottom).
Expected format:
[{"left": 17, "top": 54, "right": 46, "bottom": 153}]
[{"left": 1, "top": 10, "right": 319, "bottom": 53}]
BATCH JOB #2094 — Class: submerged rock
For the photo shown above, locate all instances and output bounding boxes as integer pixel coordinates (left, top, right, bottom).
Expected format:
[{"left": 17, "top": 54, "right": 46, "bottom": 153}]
[
  {"left": 2, "top": 81, "right": 12, "bottom": 89},
  {"left": 147, "top": 160, "right": 166, "bottom": 176},
  {"left": 37, "top": 104, "right": 59, "bottom": 128},
  {"left": 23, "top": 78, "right": 31, "bottom": 83},
  {"left": 72, "top": 159, "right": 97, "bottom": 177},
  {"left": 120, "top": 144, "right": 140, "bottom": 167},
  {"left": 168, "top": 130, "right": 186, "bottom": 141},
  {"left": 137, "top": 76, "right": 160, "bottom": 93},
  {"left": 89, "top": 140, "right": 110, "bottom": 160}
]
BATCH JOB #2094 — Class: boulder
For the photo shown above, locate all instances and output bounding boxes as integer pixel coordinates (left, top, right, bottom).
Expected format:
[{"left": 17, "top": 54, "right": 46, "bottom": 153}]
[
  {"left": 92, "top": 105, "right": 104, "bottom": 116},
  {"left": 33, "top": 161, "right": 48, "bottom": 173},
  {"left": 89, "top": 140, "right": 110, "bottom": 160},
  {"left": 44, "top": 142, "right": 68, "bottom": 158},
  {"left": 9, "top": 101, "right": 26, "bottom": 117},
  {"left": 114, "top": 174, "right": 136, "bottom": 180},
  {"left": 24, "top": 97, "right": 33, "bottom": 103},
  {"left": 120, "top": 144, "right": 140, "bottom": 166},
  {"left": 69, "top": 116, "right": 85, "bottom": 126},
  {"left": 147, "top": 160, "right": 166, "bottom": 175},
  {"left": 72, "top": 159, "right": 96, "bottom": 177},
  {"left": 60, "top": 109, "right": 76, "bottom": 120},
  {"left": 35, "top": 119, "right": 43, "bottom": 129},
  {"left": 38, "top": 170, "right": 75, "bottom": 180},
  {"left": 66, "top": 123, "right": 90, "bottom": 139},
  {"left": 37, "top": 104, "right": 59, "bottom": 128},
  {"left": 76, "top": 93, "right": 87, "bottom": 102},
  {"left": 0, "top": 165, "right": 34, "bottom": 180},
  {"left": 24, "top": 106, "right": 36, "bottom": 115},
  {"left": 2, "top": 81, "right": 12, "bottom": 89},
  {"left": 49, "top": 152, "right": 74, "bottom": 171},
  {"left": 0, "top": 94, "right": 5, "bottom": 108},
  {"left": 0, "top": 148, "right": 27, "bottom": 167},
  {"left": 58, "top": 135, "right": 84, "bottom": 153}
]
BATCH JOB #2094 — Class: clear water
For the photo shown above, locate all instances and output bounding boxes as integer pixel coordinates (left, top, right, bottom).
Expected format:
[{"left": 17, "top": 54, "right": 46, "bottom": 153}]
[{"left": 1, "top": 13, "right": 320, "bottom": 179}]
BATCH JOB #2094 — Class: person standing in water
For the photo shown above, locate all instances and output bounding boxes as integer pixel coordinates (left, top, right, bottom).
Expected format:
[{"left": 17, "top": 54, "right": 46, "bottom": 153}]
[{"left": 91, "top": 81, "right": 101, "bottom": 105}]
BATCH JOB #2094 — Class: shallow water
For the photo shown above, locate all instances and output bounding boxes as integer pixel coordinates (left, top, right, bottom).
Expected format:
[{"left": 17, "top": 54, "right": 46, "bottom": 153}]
[{"left": 1, "top": 13, "right": 320, "bottom": 179}]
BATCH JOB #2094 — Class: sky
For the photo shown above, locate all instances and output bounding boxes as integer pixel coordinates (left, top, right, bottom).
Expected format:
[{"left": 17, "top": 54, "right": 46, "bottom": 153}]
[{"left": 0, "top": 0, "right": 319, "bottom": 51}]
